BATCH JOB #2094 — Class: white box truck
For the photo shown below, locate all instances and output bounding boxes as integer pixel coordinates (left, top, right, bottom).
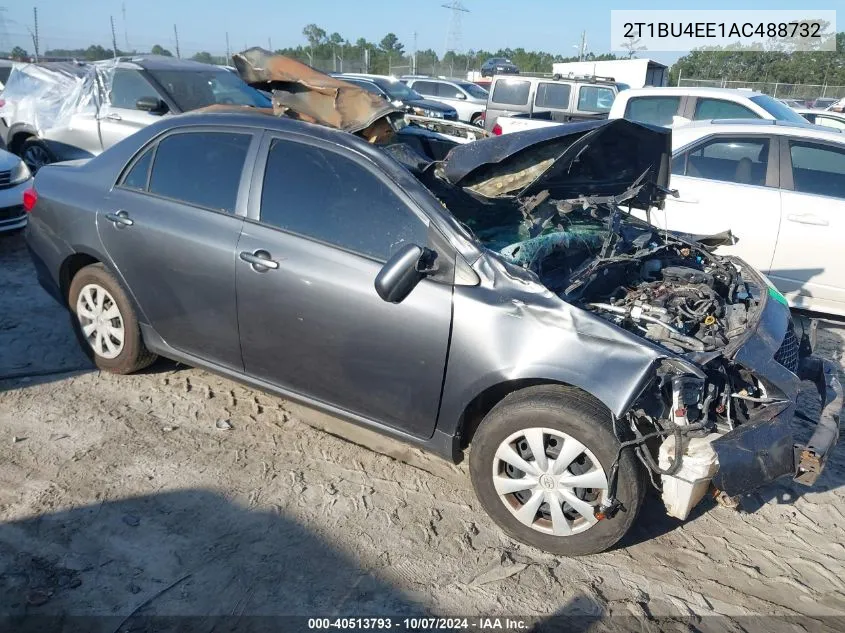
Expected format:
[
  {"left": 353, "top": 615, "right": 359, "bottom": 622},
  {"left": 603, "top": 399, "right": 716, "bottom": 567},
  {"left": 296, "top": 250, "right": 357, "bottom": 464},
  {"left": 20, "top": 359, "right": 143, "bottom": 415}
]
[{"left": 551, "top": 58, "right": 668, "bottom": 90}]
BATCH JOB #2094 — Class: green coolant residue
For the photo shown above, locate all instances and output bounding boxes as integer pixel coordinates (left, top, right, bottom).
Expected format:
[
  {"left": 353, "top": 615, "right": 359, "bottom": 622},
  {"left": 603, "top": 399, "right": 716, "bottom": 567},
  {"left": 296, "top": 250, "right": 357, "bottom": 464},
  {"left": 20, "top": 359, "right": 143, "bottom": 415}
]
[{"left": 768, "top": 285, "right": 789, "bottom": 306}]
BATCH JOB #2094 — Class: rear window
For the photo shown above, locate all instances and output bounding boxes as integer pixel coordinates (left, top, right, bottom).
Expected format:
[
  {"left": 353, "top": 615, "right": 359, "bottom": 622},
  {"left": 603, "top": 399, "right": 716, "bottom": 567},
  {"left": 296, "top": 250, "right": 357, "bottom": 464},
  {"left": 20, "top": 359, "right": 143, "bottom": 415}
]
[
  {"left": 624, "top": 96, "right": 681, "bottom": 126},
  {"left": 491, "top": 79, "right": 530, "bottom": 106},
  {"left": 0, "top": 67, "right": 13, "bottom": 85},
  {"left": 535, "top": 83, "right": 571, "bottom": 109}
]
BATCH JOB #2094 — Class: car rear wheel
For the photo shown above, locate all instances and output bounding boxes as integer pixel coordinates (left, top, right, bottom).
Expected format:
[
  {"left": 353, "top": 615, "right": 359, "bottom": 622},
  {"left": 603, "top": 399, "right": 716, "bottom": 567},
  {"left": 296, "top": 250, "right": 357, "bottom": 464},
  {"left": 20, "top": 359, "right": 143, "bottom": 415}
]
[
  {"left": 469, "top": 385, "right": 645, "bottom": 556},
  {"left": 68, "top": 263, "right": 157, "bottom": 374},
  {"left": 21, "top": 138, "right": 56, "bottom": 173},
  {"left": 471, "top": 113, "right": 485, "bottom": 127}
]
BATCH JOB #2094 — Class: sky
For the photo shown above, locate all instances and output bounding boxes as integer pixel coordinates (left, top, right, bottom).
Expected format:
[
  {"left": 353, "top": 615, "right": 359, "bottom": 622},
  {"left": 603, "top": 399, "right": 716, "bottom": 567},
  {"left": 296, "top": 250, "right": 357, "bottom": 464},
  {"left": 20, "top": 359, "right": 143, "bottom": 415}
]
[{"left": 4, "top": 0, "right": 839, "bottom": 67}]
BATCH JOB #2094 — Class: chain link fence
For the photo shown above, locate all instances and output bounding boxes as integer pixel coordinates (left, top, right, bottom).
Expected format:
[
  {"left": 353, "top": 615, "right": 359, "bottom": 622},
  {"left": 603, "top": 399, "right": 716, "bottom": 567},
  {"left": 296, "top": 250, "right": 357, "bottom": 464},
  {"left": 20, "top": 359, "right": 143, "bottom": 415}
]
[{"left": 678, "top": 78, "right": 845, "bottom": 101}]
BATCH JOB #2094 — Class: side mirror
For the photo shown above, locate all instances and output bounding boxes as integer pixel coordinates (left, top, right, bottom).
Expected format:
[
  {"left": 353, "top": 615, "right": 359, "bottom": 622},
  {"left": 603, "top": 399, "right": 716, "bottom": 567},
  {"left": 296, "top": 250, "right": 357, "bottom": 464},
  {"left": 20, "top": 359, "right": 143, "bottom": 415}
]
[
  {"left": 374, "top": 244, "right": 438, "bottom": 304},
  {"left": 455, "top": 92, "right": 467, "bottom": 100},
  {"left": 136, "top": 96, "right": 168, "bottom": 114}
]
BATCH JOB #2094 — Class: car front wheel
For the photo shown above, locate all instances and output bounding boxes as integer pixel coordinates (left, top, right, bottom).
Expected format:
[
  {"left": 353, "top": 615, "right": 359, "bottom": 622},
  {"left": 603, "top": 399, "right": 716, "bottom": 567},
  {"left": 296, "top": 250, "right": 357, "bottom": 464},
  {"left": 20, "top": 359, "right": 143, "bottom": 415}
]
[
  {"left": 469, "top": 385, "right": 645, "bottom": 556},
  {"left": 68, "top": 263, "right": 157, "bottom": 374},
  {"left": 21, "top": 138, "right": 56, "bottom": 174}
]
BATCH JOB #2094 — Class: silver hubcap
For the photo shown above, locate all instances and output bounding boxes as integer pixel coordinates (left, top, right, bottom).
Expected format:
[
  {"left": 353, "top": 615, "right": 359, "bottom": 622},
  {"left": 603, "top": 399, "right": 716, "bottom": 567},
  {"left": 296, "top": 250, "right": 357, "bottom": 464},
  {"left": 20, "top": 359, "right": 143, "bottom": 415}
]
[
  {"left": 493, "top": 428, "right": 609, "bottom": 536},
  {"left": 76, "top": 283, "right": 125, "bottom": 360}
]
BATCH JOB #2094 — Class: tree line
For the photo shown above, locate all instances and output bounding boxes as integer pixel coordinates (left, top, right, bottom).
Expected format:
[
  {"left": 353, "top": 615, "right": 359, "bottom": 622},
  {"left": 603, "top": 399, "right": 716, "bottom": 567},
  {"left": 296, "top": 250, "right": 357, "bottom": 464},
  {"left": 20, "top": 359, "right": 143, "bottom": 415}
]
[{"left": 4, "top": 26, "right": 844, "bottom": 86}]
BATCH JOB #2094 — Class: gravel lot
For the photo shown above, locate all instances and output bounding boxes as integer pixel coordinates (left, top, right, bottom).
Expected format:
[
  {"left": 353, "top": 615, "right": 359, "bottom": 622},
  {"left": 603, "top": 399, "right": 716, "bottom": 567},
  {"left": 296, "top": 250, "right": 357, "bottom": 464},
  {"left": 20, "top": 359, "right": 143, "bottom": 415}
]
[{"left": 2, "top": 229, "right": 845, "bottom": 630}]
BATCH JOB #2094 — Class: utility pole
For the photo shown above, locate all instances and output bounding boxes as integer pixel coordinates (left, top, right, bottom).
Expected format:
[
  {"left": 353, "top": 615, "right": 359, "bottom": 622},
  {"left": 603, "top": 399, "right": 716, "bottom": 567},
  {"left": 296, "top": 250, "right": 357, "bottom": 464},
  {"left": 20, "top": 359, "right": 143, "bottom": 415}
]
[
  {"left": 579, "top": 30, "right": 587, "bottom": 62},
  {"left": 268, "top": 37, "right": 272, "bottom": 52},
  {"left": 31, "top": 7, "right": 39, "bottom": 62},
  {"left": 110, "top": 15, "right": 118, "bottom": 57},
  {"left": 173, "top": 24, "right": 180, "bottom": 58},
  {"left": 441, "top": 1, "right": 470, "bottom": 59},
  {"left": 225, "top": 31, "right": 230, "bottom": 62},
  {"left": 121, "top": 2, "right": 129, "bottom": 50},
  {"left": 412, "top": 31, "right": 417, "bottom": 75}
]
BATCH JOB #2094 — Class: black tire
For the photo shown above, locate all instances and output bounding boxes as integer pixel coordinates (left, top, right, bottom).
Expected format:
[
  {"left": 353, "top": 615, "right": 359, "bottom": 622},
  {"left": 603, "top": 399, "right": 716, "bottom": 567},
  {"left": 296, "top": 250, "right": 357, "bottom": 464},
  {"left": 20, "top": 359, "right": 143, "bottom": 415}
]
[
  {"left": 21, "top": 138, "right": 56, "bottom": 174},
  {"left": 470, "top": 113, "right": 485, "bottom": 127},
  {"left": 469, "top": 385, "right": 645, "bottom": 556},
  {"left": 68, "top": 263, "right": 157, "bottom": 374}
]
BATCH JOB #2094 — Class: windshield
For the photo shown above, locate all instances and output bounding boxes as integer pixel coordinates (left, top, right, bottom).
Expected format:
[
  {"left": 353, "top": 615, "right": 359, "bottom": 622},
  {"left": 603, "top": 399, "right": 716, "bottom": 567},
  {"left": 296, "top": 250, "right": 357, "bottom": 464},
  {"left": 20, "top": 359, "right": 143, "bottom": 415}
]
[
  {"left": 750, "top": 94, "right": 808, "bottom": 124},
  {"left": 374, "top": 78, "right": 422, "bottom": 101},
  {"left": 148, "top": 69, "right": 271, "bottom": 111},
  {"left": 458, "top": 82, "right": 489, "bottom": 99}
]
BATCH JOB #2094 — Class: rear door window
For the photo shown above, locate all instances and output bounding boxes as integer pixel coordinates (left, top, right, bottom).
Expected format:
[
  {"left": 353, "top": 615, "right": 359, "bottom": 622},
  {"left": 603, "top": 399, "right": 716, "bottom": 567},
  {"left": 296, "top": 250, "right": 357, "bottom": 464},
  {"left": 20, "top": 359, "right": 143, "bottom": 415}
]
[
  {"left": 789, "top": 141, "right": 845, "bottom": 199},
  {"left": 120, "top": 147, "right": 155, "bottom": 191},
  {"left": 625, "top": 96, "right": 681, "bottom": 126},
  {"left": 693, "top": 98, "right": 759, "bottom": 120},
  {"left": 535, "top": 83, "right": 571, "bottom": 110},
  {"left": 491, "top": 79, "right": 530, "bottom": 106},
  {"left": 675, "top": 137, "right": 770, "bottom": 186},
  {"left": 412, "top": 81, "right": 438, "bottom": 97},
  {"left": 147, "top": 131, "right": 252, "bottom": 213},
  {"left": 577, "top": 85, "right": 615, "bottom": 113},
  {"left": 258, "top": 138, "right": 428, "bottom": 261}
]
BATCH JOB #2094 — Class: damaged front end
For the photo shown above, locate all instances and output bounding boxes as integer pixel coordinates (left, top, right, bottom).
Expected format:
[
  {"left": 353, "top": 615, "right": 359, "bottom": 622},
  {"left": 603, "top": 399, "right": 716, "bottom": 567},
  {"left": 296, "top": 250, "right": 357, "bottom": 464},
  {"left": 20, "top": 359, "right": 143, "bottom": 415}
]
[{"left": 433, "top": 120, "right": 842, "bottom": 519}]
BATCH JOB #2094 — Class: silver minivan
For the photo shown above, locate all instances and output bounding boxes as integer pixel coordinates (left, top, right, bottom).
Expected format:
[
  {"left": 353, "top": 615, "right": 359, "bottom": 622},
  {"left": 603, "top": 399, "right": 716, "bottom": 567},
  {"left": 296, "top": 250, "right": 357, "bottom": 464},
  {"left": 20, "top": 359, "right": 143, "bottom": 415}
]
[
  {"left": 402, "top": 76, "right": 488, "bottom": 126},
  {"left": 484, "top": 75, "right": 617, "bottom": 132}
]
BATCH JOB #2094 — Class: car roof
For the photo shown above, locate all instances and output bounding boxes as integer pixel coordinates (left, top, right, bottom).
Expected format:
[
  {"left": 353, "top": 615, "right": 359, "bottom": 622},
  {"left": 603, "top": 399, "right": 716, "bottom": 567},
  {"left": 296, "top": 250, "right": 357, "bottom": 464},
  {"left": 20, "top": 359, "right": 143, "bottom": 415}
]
[
  {"left": 670, "top": 119, "right": 845, "bottom": 147},
  {"left": 795, "top": 107, "right": 844, "bottom": 116},
  {"left": 622, "top": 87, "right": 763, "bottom": 99},
  {"left": 339, "top": 73, "right": 400, "bottom": 82},
  {"left": 107, "top": 55, "right": 225, "bottom": 72}
]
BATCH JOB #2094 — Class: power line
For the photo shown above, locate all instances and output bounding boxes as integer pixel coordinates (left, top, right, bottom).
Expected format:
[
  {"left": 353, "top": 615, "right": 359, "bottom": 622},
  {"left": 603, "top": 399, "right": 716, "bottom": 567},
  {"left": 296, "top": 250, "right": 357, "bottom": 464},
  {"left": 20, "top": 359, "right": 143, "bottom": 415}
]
[{"left": 122, "top": 2, "right": 129, "bottom": 50}]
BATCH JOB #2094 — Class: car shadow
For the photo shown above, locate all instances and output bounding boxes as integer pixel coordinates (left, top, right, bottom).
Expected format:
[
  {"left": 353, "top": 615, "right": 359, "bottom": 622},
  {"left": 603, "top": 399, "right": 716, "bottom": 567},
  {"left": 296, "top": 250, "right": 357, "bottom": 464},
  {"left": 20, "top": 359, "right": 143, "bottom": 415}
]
[{"left": 0, "top": 489, "right": 427, "bottom": 632}]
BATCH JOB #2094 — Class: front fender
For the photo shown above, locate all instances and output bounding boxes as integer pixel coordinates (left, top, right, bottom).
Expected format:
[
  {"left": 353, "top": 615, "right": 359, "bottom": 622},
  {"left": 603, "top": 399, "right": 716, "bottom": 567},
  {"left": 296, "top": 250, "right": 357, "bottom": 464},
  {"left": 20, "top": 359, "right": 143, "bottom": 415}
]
[{"left": 436, "top": 282, "right": 666, "bottom": 437}]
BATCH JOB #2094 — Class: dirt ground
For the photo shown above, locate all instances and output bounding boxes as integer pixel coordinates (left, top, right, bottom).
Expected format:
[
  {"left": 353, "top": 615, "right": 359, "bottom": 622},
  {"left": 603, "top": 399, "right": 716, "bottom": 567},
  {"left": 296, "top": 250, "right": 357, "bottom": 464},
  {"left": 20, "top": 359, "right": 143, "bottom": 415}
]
[{"left": 2, "top": 230, "right": 845, "bottom": 631}]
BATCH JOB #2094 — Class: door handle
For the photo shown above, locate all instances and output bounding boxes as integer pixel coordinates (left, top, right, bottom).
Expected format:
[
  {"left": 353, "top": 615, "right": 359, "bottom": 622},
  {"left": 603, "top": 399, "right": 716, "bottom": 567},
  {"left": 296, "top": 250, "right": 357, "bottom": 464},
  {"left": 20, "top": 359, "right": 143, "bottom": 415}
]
[
  {"left": 105, "top": 112, "right": 122, "bottom": 121},
  {"left": 105, "top": 210, "right": 134, "bottom": 227},
  {"left": 239, "top": 250, "right": 279, "bottom": 271},
  {"left": 787, "top": 213, "right": 829, "bottom": 226}
]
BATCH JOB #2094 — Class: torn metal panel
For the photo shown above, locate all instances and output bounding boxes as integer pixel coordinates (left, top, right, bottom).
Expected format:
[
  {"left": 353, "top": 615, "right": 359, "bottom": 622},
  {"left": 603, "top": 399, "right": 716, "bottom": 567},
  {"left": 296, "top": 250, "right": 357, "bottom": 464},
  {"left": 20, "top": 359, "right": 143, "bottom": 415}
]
[
  {"left": 440, "top": 118, "right": 671, "bottom": 209},
  {"left": 232, "top": 48, "right": 400, "bottom": 134}
]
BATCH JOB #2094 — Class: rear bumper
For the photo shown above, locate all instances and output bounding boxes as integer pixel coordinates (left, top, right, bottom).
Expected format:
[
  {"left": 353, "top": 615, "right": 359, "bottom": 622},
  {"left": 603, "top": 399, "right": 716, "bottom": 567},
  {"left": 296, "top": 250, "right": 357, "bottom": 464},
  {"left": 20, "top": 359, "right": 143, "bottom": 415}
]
[{"left": 711, "top": 354, "right": 841, "bottom": 497}]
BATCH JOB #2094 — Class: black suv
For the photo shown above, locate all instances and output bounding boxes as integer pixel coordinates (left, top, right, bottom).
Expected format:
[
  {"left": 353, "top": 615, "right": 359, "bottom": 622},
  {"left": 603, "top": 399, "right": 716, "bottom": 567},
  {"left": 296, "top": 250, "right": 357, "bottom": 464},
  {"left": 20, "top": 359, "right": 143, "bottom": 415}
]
[{"left": 336, "top": 74, "right": 458, "bottom": 121}]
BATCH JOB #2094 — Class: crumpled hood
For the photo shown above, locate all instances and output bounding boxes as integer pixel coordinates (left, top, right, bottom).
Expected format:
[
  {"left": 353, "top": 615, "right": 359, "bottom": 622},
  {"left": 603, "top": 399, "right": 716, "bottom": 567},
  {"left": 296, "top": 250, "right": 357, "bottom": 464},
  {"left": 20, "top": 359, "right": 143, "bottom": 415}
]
[
  {"left": 441, "top": 118, "right": 671, "bottom": 210},
  {"left": 232, "top": 48, "right": 400, "bottom": 133}
]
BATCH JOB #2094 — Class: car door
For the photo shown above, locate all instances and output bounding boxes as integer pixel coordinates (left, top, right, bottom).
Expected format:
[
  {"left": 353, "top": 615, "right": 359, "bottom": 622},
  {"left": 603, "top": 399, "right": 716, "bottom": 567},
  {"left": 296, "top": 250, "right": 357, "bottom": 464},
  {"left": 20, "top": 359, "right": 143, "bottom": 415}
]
[
  {"left": 235, "top": 134, "right": 453, "bottom": 437},
  {"left": 98, "top": 69, "right": 171, "bottom": 150},
  {"left": 640, "top": 135, "right": 782, "bottom": 272},
  {"left": 768, "top": 137, "right": 845, "bottom": 311},
  {"left": 99, "top": 127, "right": 257, "bottom": 370}
]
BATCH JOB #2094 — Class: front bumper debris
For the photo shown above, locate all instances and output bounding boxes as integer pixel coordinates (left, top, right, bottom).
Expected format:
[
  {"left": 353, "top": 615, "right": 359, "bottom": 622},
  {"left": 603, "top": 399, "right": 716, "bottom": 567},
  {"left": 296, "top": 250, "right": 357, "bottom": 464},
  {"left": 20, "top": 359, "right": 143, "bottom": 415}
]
[
  {"left": 711, "top": 355, "right": 842, "bottom": 497},
  {"left": 794, "top": 357, "right": 843, "bottom": 485}
]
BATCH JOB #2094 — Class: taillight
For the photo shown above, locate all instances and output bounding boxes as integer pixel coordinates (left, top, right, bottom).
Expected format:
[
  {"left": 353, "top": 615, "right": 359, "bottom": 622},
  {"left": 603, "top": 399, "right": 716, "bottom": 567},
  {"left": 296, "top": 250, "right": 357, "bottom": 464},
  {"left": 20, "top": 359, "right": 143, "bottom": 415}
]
[
  {"left": 0, "top": 99, "right": 6, "bottom": 108},
  {"left": 492, "top": 123, "right": 502, "bottom": 136},
  {"left": 23, "top": 188, "right": 37, "bottom": 212}
]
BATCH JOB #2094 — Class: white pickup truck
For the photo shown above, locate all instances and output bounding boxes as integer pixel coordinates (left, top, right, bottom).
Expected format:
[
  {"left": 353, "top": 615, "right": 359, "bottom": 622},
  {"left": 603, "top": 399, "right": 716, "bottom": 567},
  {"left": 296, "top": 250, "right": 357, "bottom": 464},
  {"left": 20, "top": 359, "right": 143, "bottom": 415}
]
[{"left": 494, "top": 86, "right": 814, "bottom": 134}]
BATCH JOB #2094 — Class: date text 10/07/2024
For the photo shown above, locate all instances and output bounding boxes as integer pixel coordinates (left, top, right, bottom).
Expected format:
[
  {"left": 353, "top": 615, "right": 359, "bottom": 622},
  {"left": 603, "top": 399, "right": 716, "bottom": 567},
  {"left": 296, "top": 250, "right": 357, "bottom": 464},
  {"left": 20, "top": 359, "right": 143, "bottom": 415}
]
[
  {"left": 307, "top": 617, "right": 529, "bottom": 630},
  {"left": 623, "top": 21, "right": 823, "bottom": 40}
]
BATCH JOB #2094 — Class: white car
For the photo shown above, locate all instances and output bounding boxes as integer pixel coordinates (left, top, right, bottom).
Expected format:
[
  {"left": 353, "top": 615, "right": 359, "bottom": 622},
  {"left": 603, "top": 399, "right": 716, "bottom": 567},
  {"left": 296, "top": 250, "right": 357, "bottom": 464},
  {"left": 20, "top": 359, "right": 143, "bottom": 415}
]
[
  {"left": 631, "top": 120, "right": 845, "bottom": 315},
  {"left": 794, "top": 108, "right": 845, "bottom": 131},
  {"left": 608, "top": 87, "right": 812, "bottom": 128}
]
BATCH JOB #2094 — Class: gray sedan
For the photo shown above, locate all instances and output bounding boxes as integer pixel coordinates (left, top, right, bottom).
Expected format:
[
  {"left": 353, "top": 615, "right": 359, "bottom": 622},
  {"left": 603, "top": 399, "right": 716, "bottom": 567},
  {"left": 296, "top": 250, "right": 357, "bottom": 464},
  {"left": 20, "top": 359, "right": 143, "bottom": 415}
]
[{"left": 25, "top": 114, "right": 840, "bottom": 555}]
